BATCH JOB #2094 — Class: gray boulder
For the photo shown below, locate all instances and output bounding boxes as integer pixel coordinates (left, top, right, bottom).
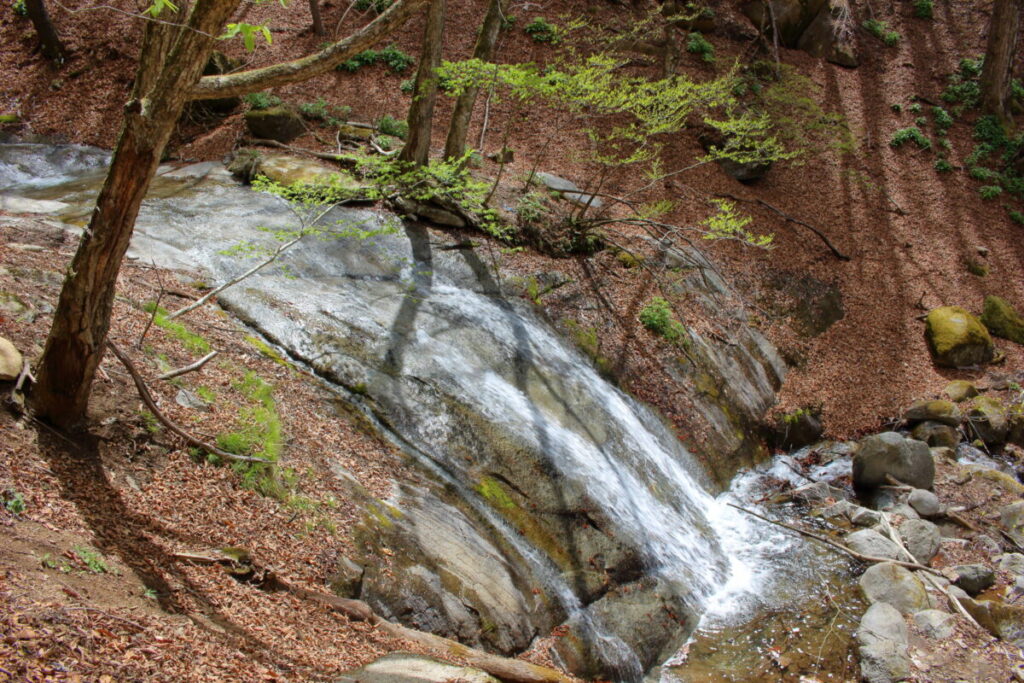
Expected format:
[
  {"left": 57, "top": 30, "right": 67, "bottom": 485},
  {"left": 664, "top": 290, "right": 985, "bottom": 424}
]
[
  {"left": 952, "top": 564, "right": 996, "bottom": 596},
  {"left": 913, "top": 609, "right": 955, "bottom": 639},
  {"left": 1002, "top": 501, "right": 1024, "bottom": 547},
  {"left": 998, "top": 553, "right": 1024, "bottom": 576},
  {"left": 857, "top": 601, "right": 910, "bottom": 683},
  {"left": 532, "top": 172, "right": 604, "bottom": 209},
  {"left": 967, "top": 396, "right": 1009, "bottom": 446},
  {"left": 859, "top": 562, "right": 930, "bottom": 614},
  {"left": 850, "top": 506, "right": 883, "bottom": 527},
  {"left": 900, "top": 519, "right": 941, "bottom": 566},
  {"left": 853, "top": 432, "right": 935, "bottom": 490},
  {"left": 0, "top": 336, "right": 22, "bottom": 381},
  {"left": 907, "top": 489, "right": 943, "bottom": 518},
  {"left": 847, "top": 529, "right": 903, "bottom": 561}
]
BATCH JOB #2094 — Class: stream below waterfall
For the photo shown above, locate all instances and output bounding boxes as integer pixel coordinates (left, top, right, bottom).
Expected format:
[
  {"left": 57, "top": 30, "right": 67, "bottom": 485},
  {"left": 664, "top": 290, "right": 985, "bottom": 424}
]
[{"left": 0, "top": 142, "right": 860, "bottom": 681}]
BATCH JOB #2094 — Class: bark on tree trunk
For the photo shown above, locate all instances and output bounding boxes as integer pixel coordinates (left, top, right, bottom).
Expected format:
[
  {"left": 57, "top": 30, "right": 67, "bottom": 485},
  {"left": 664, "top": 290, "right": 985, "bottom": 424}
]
[
  {"left": 442, "top": 0, "right": 505, "bottom": 160},
  {"left": 979, "top": 0, "right": 1022, "bottom": 126},
  {"left": 309, "top": 0, "right": 325, "bottom": 36},
  {"left": 30, "top": 0, "right": 241, "bottom": 429},
  {"left": 399, "top": 0, "right": 447, "bottom": 166},
  {"left": 24, "top": 0, "right": 65, "bottom": 63}
]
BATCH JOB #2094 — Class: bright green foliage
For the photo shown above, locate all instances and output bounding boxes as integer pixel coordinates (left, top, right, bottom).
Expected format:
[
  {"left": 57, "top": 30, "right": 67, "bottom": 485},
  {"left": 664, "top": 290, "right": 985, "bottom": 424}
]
[
  {"left": 915, "top": 116, "right": 927, "bottom": 127},
  {"left": 1009, "top": 211, "right": 1024, "bottom": 225},
  {"left": 400, "top": 78, "right": 415, "bottom": 94},
  {"left": 375, "top": 114, "right": 408, "bottom": 139},
  {"left": 299, "top": 99, "right": 351, "bottom": 128},
  {"left": 244, "top": 92, "right": 282, "bottom": 110},
  {"left": 372, "top": 134, "right": 398, "bottom": 151},
  {"left": 145, "top": 0, "right": 177, "bottom": 18},
  {"left": 909, "top": 103, "right": 923, "bottom": 114},
  {"left": 912, "top": 0, "right": 933, "bottom": 19},
  {"left": 935, "top": 159, "right": 953, "bottom": 172},
  {"left": 700, "top": 199, "right": 772, "bottom": 247},
  {"left": 639, "top": 297, "right": 688, "bottom": 345},
  {"left": 219, "top": 371, "right": 287, "bottom": 498},
  {"left": 979, "top": 185, "right": 1003, "bottom": 200},
  {"left": 686, "top": 32, "right": 715, "bottom": 63},
  {"left": 863, "top": 19, "right": 899, "bottom": 46},
  {"left": 524, "top": 17, "right": 559, "bottom": 43},
  {"left": 890, "top": 126, "right": 931, "bottom": 150},
  {"left": 220, "top": 23, "right": 273, "bottom": 52},
  {"left": 942, "top": 57, "right": 983, "bottom": 110},
  {"left": 12, "top": 0, "right": 26, "bottom": 16},
  {"left": 72, "top": 545, "right": 109, "bottom": 574},
  {"left": 339, "top": 45, "right": 414, "bottom": 73},
  {"left": 890, "top": 103, "right": 902, "bottom": 113},
  {"left": 141, "top": 302, "right": 211, "bottom": 354}
]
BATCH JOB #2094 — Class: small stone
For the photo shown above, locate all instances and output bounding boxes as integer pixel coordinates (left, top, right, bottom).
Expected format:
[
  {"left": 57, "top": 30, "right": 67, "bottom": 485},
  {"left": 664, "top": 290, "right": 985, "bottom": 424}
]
[
  {"left": 175, "top": 389, "right": 211, "bottom": 412},
  {"left": 857, "top": 602, "right": 910, "bottom": 683},
  {"left": 907, "top": 489, "right": 943, "bottom": 518},
  {"left": 0, "top": 336, "right": 23, "bottom": 381},
  {"left": 847, "top": 529, "right": 904, "bottom": 561},
  {"left": 889, "top": 503, "right": 920, "bottom": 521},
  {"left": 900, "top": 519, "right": 942, "bottom": 565},
  {"left": 859, "top": 563, "right": 930, "bottom": 614},
  {"left": 944, "top": 380, "right": 980, "bottom": 403},
  {"left": 952, "top": 564, "right": 996, "bottom": 596},
  {"left": 975, "top": 535, "right": 1002, "bottom": 557},
  {"left": 913, "top": 609, "right": 956, "bottom": 639},
  {"left": 850, "top": 506, "right": 883, "bottom": 527}
]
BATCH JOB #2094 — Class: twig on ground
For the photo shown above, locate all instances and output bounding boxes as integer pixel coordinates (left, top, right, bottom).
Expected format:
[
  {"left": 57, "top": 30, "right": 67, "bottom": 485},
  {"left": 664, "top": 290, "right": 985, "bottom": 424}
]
[
  {"left": 106, "top": 341, "right": 270, "bottom": 464},
  {"left": 246, "top": 138, "right": 358, "bottom": 164},
  {"left": 63, "top": 606, "right": 147, "bottom": 631},
  {"left": 158, "top": 351, "right": 219, "bottom": 381},
  {"left": 137, "top": 285, "right": 164, "bottom": 348}
]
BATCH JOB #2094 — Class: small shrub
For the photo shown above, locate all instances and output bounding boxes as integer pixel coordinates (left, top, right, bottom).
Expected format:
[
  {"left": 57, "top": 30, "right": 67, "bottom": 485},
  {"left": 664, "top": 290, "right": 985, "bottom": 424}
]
[
  {"left": 299, "top": 98, "right": 330, "bottom": 120},
  {"left": 912, "top": 0, "right": 933, "bottom": 19},
  {"left": 979, "top": 185, "right": 1003, "bottom": 200},
  {"left": 377, "top": 44, "right": 414, "bottom": 72},
  {"left": 516, "top": 191, "right": 547, "bottom": 224},
  {"left": 909, "top": 102, "right": 923, "bottom": 114},
  {"left": 244, "top": 92, "right": 282, "bottom": 110},
  {"left": 1009, "top": 210, "right": 1024, "bottom": 225},
  {"left": 399, "top": 78, "right": 414, "bottom": 94},
  {"left": 373, "top": 134, "right": 398, "bottom": 151},
  {"left": 937, "top": 137, "right": 951, "bottom": 151},
  {"left": 524, "top": 17, "right": 558, "bottom": 43},
  {"left": 889, "top": 126, "right": 931, "bottom": 150},
  {"left": 12, "top": 0, "right": 26, "bottom": 16},
  {"left": 2, "top": 489, "right": 26, "bottom": 514},
  {"left": 863, "top": 18, "right": 899, "bottom": 46},
  {"left": 375, "top": 114, "right": 408, "bottom": 139},
  {"left": 969, "top": 166, "right": 998, "bottom": 181},
  {"left": 72, "top": 546, "right": 109, "bottom": 574},
  {"left": 639, "top": 297, "right": 688, "bottom": 345},
  {"left": 686, "top": 32, "right": 715, "bottom": 63},
  {"left": 932, "top": 106, "right": 953, "bottom": 132},
  {"left": 890, "top": 103, "right": 902, "bottom": 113},
  {"left": 915, "top": 116, "right": 927, "bottom": 127},
  {"left": 934, "top": 158, "right": 953, "bottom": 173}
]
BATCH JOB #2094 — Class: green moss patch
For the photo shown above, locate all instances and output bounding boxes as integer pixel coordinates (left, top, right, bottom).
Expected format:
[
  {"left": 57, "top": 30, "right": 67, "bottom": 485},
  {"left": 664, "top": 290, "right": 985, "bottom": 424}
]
[{"left": 981, "top": 295, "right": 1024, "bottom": 345}]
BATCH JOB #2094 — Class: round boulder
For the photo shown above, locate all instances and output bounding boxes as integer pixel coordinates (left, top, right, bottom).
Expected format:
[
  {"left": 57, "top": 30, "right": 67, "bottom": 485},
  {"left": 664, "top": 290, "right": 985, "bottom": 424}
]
[
  {"left": 853, "top": 432, "right": 935, "bottom": 490},
  {"left": 0, "top": 336, "right": 23, "bottom": 381},
  {"left": 981, "top": 295, "right": 1024, "bottom": 345},
  {"left": 910, "top": 421, "right": 960, "bottom": 449},
  {"left": 244, "top": 106, "right": 306, "bottom": 143},
  {"left": 944, "top": 380, "right": 979, "bottom": 403},
  {"left": 859, "top": 562, "right": 930, "bottom": 614},
  {"left": 925, "top": 306, "right": 994, "bottom": 368},
  {"left": 904, "top": 399, "right": 962, "bottom": 427},
  {"left": 900, "top": 519, "right": 941, "bottom": 566},
  {"left": 952, "top": 564, "right": 995, "bottom": 596},
  {"left": 907, "top": 489, "right": 942, "bottom": 518},
  {"left": 857, "top": 602, "right": 910, "bottom": 683},
  {"left": 967, "top": 396, "right": 1009, "bottom": 446}
]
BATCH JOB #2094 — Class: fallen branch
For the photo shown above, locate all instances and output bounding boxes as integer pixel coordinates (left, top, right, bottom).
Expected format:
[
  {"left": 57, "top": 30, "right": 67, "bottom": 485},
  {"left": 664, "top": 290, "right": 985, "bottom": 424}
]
[
  {"left": 246, "top": 138, "right": 358, "bottom": 165},
  {"left": 158, "top": 351, "right": 219, "bottom": 381},
  {"left": 106, "top": 341, "right": 270, "bottom": 464},
  {"left": 727, "top": 503, "right": 942, "bottom": 576},
  {"left": 716, "top": 193, "right": 851, "bottom": 261}
]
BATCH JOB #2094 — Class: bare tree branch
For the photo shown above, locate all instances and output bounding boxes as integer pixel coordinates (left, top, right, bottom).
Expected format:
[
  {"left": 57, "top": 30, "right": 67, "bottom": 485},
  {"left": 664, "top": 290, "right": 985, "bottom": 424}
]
[{"left": 158, "top": 350, "right": 219, "bottom": 380}]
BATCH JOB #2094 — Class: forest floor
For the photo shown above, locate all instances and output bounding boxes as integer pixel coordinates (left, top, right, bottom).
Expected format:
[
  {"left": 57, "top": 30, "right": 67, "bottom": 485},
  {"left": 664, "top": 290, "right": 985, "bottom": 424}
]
[{"left": 1, "top": 0, "right": 1024, "bottom": 680}]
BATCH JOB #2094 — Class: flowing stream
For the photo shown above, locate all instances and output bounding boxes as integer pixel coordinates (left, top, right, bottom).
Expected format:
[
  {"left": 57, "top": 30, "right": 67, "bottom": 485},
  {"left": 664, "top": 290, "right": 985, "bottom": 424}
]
[{"left": 0, "top": 144, "right": 838, "bottom": 681}]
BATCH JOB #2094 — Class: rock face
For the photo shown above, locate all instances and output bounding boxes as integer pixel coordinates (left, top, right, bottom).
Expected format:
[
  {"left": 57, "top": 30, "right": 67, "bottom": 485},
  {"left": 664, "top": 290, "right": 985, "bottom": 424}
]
[
  {"left": 244, "top": 106, "right": 306, "bottom": 143},
  {"left": 852, "top": 432, "right": 934, "bottom": 490},
  {"left": 338, "top": 653, "right": 500, "bottom": 683},
  {"left": 859, "top": 563, "right": 930, "bottom": 614},
  {"left": 796, "top": 0, "right": 858, "bottom": 67},
  {"left": 0, "top": 336, "right": 22, "bottom": 381},
  {"left": 856, "top": 602, "right": 910, "bottom": 683},
  {"left": 741, "top": 0, "right": 827, "bottom": 46},
  {"left": 981, "top": 295, "right": 1024, "bottom": 345},
  {"left": 924, "top": 306, "right": 994, "bottom": 368},
  {"left": 900, "top": 519, "right": 941, "bottom": 566}
]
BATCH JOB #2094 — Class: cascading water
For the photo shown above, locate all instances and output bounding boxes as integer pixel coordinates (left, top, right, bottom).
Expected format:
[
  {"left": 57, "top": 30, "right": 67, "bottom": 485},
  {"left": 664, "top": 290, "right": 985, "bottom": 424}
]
[{"left": 0, "top": 145, "right": 800, "bottom": 681}]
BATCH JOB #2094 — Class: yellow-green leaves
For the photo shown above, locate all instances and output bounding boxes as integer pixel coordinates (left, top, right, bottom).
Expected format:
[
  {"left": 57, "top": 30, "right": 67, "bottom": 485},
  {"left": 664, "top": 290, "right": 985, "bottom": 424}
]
[
  {"left": 700, "top": 199, "right": 772, "bottom": 248},
  {"left": 145, "top": 0, "right": 178, "bottom": 18},
  {"left": 220, "top": 23, "right": 273, "bottom": 52}
]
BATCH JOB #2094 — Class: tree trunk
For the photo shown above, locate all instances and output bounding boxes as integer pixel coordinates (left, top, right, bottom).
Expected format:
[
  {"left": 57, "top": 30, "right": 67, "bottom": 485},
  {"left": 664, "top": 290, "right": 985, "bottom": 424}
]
[
  {"left": 189, "top": 0, "right": 428, "bottom": 100},
  {"left": 979, "top": 0, "right": 1022, "bottom": 126},
  {"left": 309, "top": 0, "right": 325, "bottom": 36},
  {"left": 442, "top": 0, "right": 505, "bottom": 160},
  {"left": 399, "top": 0, "right": 446, "bottom": 166},
  {"left": 24, "top": 0, "right": 65, "bottom": 63},
  {"left": 30, "top": 0, "right": 241, "bottom": 429}
]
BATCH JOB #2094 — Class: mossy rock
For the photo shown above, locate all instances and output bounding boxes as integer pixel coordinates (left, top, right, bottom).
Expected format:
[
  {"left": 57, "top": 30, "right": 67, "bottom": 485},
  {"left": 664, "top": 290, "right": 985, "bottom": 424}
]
[
  {"left": 924, "top": 306, "right": 994, "bottom": 368},
  {"left": 904, "top": 399, "right": 961, "bottom": 427},
  {"left": 244, "top": 106, "right": 305, "bottom": 143},
  {"left": 911, "top": 421, "right": 960, "bottom": 449},
  {"left": 944, "top": 380, "right": 979, "bottom": 403},
  {"left": 981, "top": 295, "right": 1024, "bottom": 346},
  {"left": 967, "top": 395, "right": 1009, "bottom": 446}
]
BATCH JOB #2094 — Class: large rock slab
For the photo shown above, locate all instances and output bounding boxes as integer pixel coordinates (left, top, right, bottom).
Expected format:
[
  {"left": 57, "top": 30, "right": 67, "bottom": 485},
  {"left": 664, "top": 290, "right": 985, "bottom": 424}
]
[
  {"left": 857, "top": 601, "right": 910, "bottom": 683},
  {"left": 859, "top": 563, "right": 930, "bottom": 614},
  {"left": 924, "top": 306, "right": 994, "bottom": 368},
  {"left": 853, "top": 432, "right": 934, "bottom": 490},
  {"left": 796, "top": 0, "right": 858, "bottom": 67},
  {"left": 338, "top": 653, "right": 500, "bottom": 683}
]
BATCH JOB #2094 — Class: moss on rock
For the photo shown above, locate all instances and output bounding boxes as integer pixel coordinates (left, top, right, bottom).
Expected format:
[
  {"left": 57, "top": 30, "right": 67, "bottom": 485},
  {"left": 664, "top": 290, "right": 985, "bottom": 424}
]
[
  {"left": 924, "top": 306, "right": 994, "bottom": 368},
  {"left": 981, "top": 295, "right": 1024, "bottom": 346}
]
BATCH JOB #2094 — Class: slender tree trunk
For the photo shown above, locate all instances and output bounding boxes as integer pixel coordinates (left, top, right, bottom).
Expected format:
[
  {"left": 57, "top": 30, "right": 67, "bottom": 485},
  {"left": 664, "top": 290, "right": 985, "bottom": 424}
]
[
  {"left": 24, "top": 0, "right": 65, "bottom": 63},
  {"left": 979, "top": 0, "right": 1022, "bottom": 126},
  {"left": 309, "top": 0, "right": 325, "bottom": 36},
  {"left": 399, "top": 0, "right": 446, "bottom": 166},
  {"left": 30, "top": 0, "right": 241, "bottom": 429},
  {"left": 443, "top": 0, "right": 505, "bottom": 160}
]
